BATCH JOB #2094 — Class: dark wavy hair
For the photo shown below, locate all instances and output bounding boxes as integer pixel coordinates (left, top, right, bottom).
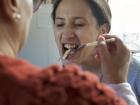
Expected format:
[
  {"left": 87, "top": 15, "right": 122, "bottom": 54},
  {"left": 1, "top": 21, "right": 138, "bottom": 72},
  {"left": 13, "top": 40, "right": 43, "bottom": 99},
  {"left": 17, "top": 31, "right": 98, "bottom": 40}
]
[{"left": 51, "top": 0, "right": 112, "bottom": 32}]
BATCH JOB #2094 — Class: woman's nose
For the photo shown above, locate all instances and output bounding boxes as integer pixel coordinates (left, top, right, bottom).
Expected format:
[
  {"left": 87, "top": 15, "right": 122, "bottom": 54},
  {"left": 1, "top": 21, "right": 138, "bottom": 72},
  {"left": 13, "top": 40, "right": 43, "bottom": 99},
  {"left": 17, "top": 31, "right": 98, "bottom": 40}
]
[{"left": 62, "top": 27, "right": 75, "bottom": 40}]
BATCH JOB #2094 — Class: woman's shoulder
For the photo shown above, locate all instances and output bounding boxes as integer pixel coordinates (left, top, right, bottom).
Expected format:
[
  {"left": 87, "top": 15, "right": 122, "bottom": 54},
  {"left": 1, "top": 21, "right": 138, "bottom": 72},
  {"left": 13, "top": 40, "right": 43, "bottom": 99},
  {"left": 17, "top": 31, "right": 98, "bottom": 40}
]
[
  {"left": 130, "top": 54, "right": 140, "bottom": 71},
  {"left": 0, "top": 55, "right": 41, "bottom": 80},
  {"left": 0, "top": 55, "right": 47, "bottom": 105},
  {"left": 128, "top": 54, "right": 140, "bottom": 86},
  {"left": 128, "top": 54, "right": 140, "bottom": 100}
]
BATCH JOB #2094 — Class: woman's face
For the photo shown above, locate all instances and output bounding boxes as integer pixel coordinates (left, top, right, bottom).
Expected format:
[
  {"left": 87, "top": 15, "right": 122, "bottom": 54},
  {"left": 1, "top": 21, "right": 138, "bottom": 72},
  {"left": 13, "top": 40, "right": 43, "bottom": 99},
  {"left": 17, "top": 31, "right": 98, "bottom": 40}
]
[{"left": 54, "top": 0, "right": 102, "bottom": 68}]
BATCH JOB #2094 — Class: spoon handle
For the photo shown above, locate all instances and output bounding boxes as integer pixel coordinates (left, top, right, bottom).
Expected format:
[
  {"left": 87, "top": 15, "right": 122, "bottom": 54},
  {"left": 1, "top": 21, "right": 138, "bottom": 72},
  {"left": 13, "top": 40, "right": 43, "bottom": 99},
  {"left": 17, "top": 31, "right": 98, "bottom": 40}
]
[
  {"left": 77, "top": 38, "right": 116, "bottom": 50},
  {"left": 86, "top": 38, "right": 115, "bottom": 47}
]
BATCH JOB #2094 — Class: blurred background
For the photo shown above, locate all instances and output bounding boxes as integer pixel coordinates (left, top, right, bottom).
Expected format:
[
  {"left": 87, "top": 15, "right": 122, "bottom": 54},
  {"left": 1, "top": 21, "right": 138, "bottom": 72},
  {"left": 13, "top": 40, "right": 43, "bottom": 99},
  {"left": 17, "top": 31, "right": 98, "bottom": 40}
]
[
  {"left": 109, "top": 0, "right": 140, "bottom": 52},
  {"left": 19, "top": 0, "right": 140, "bottom": 67}
]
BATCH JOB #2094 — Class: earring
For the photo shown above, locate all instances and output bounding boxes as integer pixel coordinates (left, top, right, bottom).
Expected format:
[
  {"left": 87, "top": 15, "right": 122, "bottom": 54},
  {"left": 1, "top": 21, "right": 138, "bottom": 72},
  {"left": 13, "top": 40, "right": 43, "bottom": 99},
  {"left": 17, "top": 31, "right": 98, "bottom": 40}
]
[{"left": 13, "top": 13, "right": 21, "bottom": 22}]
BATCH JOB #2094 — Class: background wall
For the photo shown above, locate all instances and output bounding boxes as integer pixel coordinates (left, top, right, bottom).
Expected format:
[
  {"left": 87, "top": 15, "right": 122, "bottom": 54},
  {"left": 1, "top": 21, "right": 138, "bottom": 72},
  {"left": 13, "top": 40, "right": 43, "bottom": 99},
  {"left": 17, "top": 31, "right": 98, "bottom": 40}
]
[
  {"left": 109, "top": 0, "right": 140, "bottom": 51},
  {"left": 19, "top": 1, "right": 140, "bottom": 67},
  {"left": 19, "top": 4, "right": 60, "bottom": 67}
]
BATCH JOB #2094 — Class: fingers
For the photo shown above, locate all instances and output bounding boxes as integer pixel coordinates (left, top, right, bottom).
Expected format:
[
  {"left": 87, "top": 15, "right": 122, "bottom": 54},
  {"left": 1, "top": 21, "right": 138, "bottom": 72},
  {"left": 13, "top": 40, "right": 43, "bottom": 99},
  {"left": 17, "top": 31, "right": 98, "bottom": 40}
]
[
  {"left": 96, "top": 34, "right": 131, "bottom": 83},
  {"left": 99, "top": 34, "right": 129, "bottom": 54},
  {"left": 101, "top": 34, "right": 126, "bottom": 48},
  {"left": 97, "top": 36, "right": 110, "bottom": 63}
]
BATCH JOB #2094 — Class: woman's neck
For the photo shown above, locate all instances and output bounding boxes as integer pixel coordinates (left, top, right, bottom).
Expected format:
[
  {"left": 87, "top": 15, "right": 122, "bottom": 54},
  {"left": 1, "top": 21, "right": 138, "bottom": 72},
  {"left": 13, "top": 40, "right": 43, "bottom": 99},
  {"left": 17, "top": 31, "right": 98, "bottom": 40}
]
[
  {"left": 0, "top": 49, "right": 15, "bottom": 57},
  {"left": 0, "top": 25, "right": 18, "bottom": 57},
  {"left": 0, "top": 39, "right": 16, "bottom": 57}
]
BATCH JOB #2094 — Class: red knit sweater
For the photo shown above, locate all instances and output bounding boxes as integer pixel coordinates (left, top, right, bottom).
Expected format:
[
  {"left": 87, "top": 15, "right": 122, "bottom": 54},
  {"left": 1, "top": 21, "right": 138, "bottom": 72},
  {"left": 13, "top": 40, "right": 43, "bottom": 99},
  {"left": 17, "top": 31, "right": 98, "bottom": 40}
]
[{"left": 0, "top": 55, "right": 127, "bottom": 105}]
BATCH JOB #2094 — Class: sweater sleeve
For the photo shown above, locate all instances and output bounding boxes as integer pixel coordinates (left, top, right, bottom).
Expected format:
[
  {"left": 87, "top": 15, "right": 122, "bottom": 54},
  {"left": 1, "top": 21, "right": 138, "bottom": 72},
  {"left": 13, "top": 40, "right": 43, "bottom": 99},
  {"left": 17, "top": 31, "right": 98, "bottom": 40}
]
[
  {"left": 109, "top": 83, "right": 139, "bottom": 105},
  {"left": 0, "top": 56, "right": 41, "bottom": 105}
]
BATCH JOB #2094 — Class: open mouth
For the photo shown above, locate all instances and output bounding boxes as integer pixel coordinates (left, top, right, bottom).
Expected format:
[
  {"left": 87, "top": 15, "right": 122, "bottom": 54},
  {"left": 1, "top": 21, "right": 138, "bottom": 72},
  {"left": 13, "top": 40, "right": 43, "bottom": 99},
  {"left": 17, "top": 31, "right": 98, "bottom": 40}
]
[{"left": 62, "top": 43, "right": 79, "bottom": 59}]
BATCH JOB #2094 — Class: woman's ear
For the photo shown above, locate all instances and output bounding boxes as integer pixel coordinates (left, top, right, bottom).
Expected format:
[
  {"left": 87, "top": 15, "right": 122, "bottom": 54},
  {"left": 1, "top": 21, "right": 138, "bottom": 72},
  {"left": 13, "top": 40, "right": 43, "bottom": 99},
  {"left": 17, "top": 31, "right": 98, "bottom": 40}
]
[
  {"left": 99, "top": 23, "right": 110, "bottom": 34},
  {"left": 2, "top": 0, "right": 21, "bottom": 22}
]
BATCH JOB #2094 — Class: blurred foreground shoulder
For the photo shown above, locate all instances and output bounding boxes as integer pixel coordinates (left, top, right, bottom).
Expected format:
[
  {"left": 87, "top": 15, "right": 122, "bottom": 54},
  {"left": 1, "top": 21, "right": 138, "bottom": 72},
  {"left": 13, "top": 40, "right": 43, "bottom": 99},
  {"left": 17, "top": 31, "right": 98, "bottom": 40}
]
[{"left": 0, "top": 55, "right": 127, "bottom": 105}]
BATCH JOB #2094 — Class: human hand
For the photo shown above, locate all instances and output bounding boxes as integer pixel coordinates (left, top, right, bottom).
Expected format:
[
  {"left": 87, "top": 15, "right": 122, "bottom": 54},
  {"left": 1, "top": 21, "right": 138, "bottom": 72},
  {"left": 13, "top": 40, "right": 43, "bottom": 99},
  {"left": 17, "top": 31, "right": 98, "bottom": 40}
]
[{"left": 96, "top": 35, "right": 131, "bottom": 84}]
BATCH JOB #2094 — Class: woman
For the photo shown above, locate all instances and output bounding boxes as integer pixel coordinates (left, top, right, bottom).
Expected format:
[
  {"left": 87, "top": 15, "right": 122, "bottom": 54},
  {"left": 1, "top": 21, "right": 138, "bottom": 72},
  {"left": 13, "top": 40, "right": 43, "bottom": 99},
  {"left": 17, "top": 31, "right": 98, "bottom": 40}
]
[
  {"left": 0, "top": 0, "right": 129, "bottom": 105},
  {"left": 52, "top": 0, "right": 139, "bottom": 104}
]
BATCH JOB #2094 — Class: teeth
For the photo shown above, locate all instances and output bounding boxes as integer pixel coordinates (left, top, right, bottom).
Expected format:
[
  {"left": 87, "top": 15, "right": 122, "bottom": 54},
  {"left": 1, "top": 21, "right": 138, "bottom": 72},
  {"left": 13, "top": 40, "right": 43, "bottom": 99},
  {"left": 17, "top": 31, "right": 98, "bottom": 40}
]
[{"left": 64, "top": 44, "right": 77, "bottom": 49}]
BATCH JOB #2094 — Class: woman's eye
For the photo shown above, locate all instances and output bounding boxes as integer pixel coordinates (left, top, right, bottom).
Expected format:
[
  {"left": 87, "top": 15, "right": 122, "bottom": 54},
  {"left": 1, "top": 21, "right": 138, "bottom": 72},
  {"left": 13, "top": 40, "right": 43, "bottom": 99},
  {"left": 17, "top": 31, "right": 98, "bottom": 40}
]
[
  {"left": 55, "top": 24, "right": 64, "bottom": 27},
  {"left": 76, "top": 24, "right": 85, "bottom": 27}
]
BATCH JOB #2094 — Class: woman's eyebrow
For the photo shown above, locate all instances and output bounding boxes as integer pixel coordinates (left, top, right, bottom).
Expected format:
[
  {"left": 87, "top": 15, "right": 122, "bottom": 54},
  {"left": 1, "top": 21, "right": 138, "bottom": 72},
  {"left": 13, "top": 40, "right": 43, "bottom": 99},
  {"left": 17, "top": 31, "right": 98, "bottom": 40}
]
[
  {"left": 56, "top": 17, "right": 84, "bottom": 19},
  {"left": 73, "top": 17, "right": 86, "bottom": 21},
  {"left": 73, "top": 17, "right": 84, "bottom": 19}
]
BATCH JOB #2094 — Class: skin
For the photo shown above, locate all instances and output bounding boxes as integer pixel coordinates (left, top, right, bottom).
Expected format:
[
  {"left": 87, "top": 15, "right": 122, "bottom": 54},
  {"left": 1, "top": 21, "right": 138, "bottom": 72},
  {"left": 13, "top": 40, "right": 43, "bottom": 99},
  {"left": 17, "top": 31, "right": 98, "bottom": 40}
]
[
  {"left": 0, "top": 0, "right": 130, "bottom": 85},
  {"left": 97, "top": 35, "right": 130, "bottom": 83},
  {"left": 0, "top": 0, "right": 33, "bottom": 57},
  {"left": 53, "top": 0, "right": 131, "bottom": 83},
  {"left": 0, "top": 0, "right": 133, "bottom": 104},
  {"left": 54, "top": 0, "right": 108, "bottom": 75},
  {"left": 0, "top": 0, "right": 134, "bottom": 104}
]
